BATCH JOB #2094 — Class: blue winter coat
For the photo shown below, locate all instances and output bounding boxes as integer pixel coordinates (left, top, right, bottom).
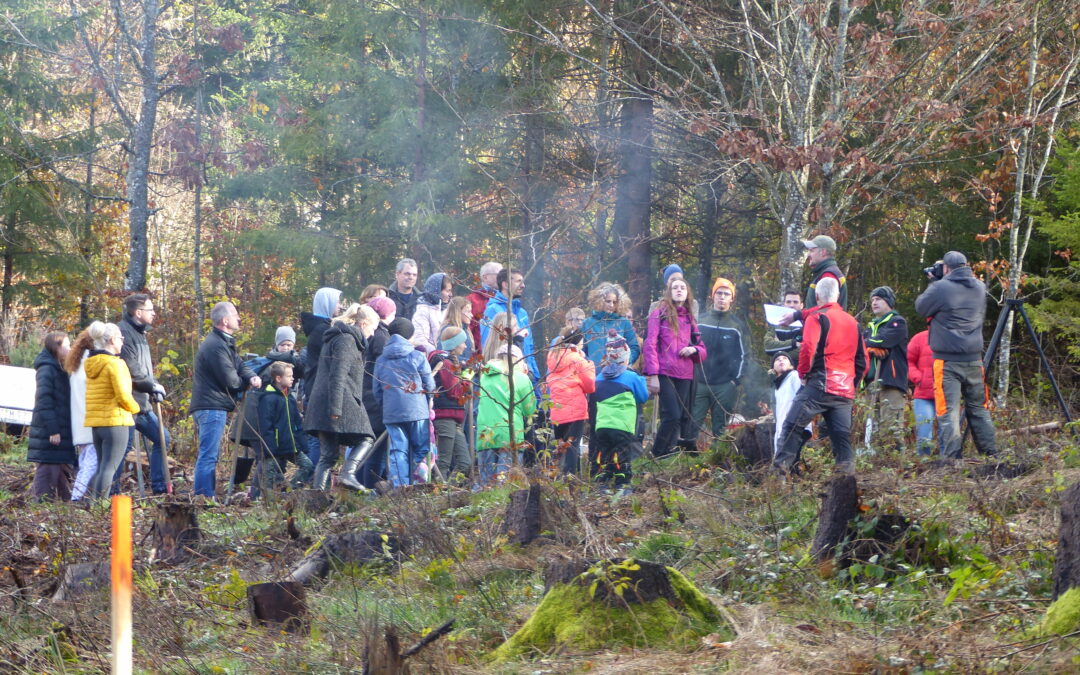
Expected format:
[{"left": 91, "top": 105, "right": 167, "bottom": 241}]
[
  {"left": 373, "top": 334, "right": 436, "bottom": 424},
  {"left": 480, "top": 291, "right": 540, "bottom": 382},
  {"left": 580, "top": 311, "right": 641, "bottom": 368}
]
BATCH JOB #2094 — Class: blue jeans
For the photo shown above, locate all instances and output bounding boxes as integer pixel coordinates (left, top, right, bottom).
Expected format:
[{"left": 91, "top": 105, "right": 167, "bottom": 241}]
[
  {"left": 193, "top": 409, "right": 228, "bottom": 496},
  {"left": 305, "top": 433, "right": 321, "bottom": 472},
  {"left": 113, "top": 410, "right": 171, "bottom": 493},
  {"left": 478, "top": 448, "right": 516, "bottom": 485},
  {"left": 385, "top": 420, "right": 430, "bottom": 487},
  {"left": 913, "top": 398, "right": 941, "bottom": 456}
]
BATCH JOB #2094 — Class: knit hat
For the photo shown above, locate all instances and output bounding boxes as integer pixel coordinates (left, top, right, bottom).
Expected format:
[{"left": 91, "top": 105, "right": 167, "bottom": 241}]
[
  {"left": 601, "top": 329, "right": 630, "bottom": 378},
  {"left": 943, "top": 251, "right": 968, "bottom": 268},
  {"left": 388, "top": 317, "right": 415, "bottom": 340},
  {"left": 772, "top": 351, "right": 792, "bottom": 368},
  {"left": 802, "top": 235, "right": 837, "bottom": 253},
  {"left": 711, "top": 277, "right": 736, "bottom": 299},
  {"left": 367, "top": 296, "right": 395, "bottom": 320},
  {"left": 870, "top": 286, "right": 896, "bottom": 309},
  {"left": 274, "top": 325, "right": 296, "bottom": 347},
  {"left": 662, "top": 264, "right": 684, "bottom": 287}
]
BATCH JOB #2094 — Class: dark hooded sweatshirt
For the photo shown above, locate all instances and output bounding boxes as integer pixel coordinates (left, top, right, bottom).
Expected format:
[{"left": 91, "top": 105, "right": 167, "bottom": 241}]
[{"left": 914, "top": 266, "right": 986, "bottom": 362}]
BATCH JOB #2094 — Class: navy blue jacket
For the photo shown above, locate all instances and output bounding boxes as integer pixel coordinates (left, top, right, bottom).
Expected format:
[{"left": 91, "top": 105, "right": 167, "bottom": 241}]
[{"left": 257, "top": 384, "right": 303, "bottom": 456}]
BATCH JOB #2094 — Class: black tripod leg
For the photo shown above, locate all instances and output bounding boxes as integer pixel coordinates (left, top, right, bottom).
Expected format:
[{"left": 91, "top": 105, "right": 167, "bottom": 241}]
[{"left": 1015, "top": 302, "right": 1074, "bottom": 427}]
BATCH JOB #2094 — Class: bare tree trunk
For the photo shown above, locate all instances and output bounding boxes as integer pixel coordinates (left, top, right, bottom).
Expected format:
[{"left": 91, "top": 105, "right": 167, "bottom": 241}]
[
  {"left": 192, "top": 0, "right": 205, "bottom": 329},
  {"left": 614, "top": 94, "right": 653, "bottom": 321}
]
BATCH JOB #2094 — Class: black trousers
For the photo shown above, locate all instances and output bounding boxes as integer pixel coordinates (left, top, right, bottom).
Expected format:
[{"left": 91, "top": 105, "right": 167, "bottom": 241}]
[
  {"left": 653, "top": 376, "right": 693, "bottom": 457},
  {"left": 590, "top": 428, "right": 634, "bottom": 486},
  {"left": 553, "top": 419, "right": 586, "bottom": 475}
]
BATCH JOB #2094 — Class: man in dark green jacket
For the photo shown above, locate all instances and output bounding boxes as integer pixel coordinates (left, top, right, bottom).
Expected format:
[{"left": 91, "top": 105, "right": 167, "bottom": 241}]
[{"left": 863, "top": 286, "right": 908, "bottom": 451}]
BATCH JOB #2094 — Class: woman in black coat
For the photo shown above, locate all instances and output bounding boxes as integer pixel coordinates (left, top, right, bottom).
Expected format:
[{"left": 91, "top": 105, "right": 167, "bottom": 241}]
[
  {"left": 304, "top": 304, "right": 378, "bottom": 490},
  {"left": 28, "top": 331, "right": 76, "bottom": 500}
]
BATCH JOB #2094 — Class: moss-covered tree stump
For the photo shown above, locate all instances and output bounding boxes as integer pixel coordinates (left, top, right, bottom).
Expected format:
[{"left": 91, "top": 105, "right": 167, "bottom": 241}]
[{"left": 490, "top": 558, "right": 728, "bottom": 661}]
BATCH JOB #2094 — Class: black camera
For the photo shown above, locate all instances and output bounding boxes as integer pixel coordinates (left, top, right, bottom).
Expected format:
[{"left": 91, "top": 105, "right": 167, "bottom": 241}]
[{"left": 923, "top": 261, "right": 944, "bottom": 280}]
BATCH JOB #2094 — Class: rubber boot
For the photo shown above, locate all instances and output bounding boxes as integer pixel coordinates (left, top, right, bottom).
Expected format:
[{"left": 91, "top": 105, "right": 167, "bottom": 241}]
[
  {"left": 337, "top": 439, "right": 375, "bottom": 491},
  {"left": 312, "top": 461, "right": 332, "bottom": 491}
]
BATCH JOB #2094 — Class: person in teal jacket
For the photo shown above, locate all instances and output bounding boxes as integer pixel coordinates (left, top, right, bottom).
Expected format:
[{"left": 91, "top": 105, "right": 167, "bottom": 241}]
[{"left": 580, "top": 282, "right": 641, "bottom": 368}]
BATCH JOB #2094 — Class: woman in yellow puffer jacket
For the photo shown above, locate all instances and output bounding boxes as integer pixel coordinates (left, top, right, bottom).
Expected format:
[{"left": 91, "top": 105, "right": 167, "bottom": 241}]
[{"left": 84, "top": 321, "right": 140, "bottom": 499}]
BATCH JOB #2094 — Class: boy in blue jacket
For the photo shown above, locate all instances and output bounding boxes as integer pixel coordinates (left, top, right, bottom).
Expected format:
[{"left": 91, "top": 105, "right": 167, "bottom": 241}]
[
  {"left": 254, "top": 362, "right": 313, "bottom": 497},
  {"left": 374, "top": 319, "right": 436, "bottom": 487},
  {"left": 590, "top": 333, "right": 649, "bottom": 493}
]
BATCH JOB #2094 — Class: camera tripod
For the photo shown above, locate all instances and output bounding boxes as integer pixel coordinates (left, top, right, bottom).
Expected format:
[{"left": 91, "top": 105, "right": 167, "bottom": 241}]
[{"left": 983, "top": 298, "right": 1073, "bottom": 427}]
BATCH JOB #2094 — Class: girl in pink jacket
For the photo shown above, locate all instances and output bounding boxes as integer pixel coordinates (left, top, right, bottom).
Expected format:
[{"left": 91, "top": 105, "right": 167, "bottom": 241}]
[{"left": 644, "top": 277, "right": 706, "bottom": 457}]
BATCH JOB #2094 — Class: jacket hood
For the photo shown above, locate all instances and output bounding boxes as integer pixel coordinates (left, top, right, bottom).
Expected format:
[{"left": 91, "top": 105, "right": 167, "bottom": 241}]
[
  {"left": 324, "top": 321, "right": 364, "bottom": 349},
  {"left": 300, "top": 311, "right": 330, "bottom": 336},
  {"left": 546, "top": 346, "right": 582, "bottom": 373},
  {"left": 33, "top": 348, "right": 62, "bottom": 372},
  {"left": 419, "top": 273, "right": 447, "bottom": 306},
  {"left": 483, "top": 358, "right": 512, "bottom": 375},
  {"left": 381, "top": 333, "right": 417, "bottom": 359},
  {"left": 945, "top": 266, "right": 979, "bottom": 287},
  {"left": 589, "top": 310, "right": 623, "bottom": 321},
  {"left": 311, "top": 287, "right": 342, "bottom": 318},
  {"left": 84, "top": 352, "right": 115, "bottom": 378},
  {"left": 123, "top": 313, "right": 148, "bottom": 334}
]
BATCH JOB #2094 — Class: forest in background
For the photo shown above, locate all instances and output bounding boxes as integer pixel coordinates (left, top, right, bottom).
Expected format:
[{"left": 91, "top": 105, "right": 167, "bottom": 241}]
[{"left": 3, "top": 0, "right": 1080, "bottom": 409}]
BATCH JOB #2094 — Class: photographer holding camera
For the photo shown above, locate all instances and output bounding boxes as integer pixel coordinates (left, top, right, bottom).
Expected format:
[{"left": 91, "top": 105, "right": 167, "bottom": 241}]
[{"left": 914, "top": 251, "right": 998, "bottom": 459}]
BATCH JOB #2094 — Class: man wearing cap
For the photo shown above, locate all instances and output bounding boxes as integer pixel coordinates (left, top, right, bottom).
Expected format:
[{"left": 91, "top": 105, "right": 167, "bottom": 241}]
[
  {"left": 777, "top": 235, "right": 847, "bottom": 328},
  {"left": 915, "top": 251, "right": 998, "bottom": 459},
  {"left": 863, "top": 286, "right": 908, "bottom": 451},
  {"left": 692, "top": 277, "right": 750, "bottom": 439}
]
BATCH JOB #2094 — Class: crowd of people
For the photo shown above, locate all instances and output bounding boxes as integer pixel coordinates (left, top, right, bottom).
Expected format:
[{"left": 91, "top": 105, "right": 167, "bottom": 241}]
[{"left": 25, "top": 240, "right": 1000, "bottom": 502}]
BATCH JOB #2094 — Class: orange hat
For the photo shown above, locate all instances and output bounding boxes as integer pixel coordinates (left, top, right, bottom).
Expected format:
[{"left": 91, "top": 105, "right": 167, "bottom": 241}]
[{"left": 711, "top": 277, "right": 736, "bottom": 299}]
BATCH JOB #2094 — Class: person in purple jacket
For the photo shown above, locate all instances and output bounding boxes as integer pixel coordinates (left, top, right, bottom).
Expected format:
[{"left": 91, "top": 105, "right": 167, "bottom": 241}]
[{"left": 643, "top": 277, "right": 706, "bottom": 457}]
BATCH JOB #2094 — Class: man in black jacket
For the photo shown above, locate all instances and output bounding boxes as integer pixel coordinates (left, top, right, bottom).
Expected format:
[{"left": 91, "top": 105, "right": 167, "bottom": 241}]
[
  {"left": 693, "top": 277, "right": 750, "bottom": 438},
  {"left": 118, "top": 293, "right": 170, "bottom": 494},
  {"left": 863, "top": 286, "right": 908, "bottom": 452},
  {"left": 914, "top": 251, "right": 998, "bottom": 458},
  {"left": 388, "top": 258, "right": 420, "bottom": 320},
  {"left": 777, "top": 235, "right": 848, "bottom": 327},
  {"left": 191, "top": 301, "right": 261, "bottom": 497}
]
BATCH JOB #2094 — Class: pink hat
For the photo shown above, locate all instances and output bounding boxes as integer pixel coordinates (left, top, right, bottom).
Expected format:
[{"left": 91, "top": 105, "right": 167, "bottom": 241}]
[{"left": 367, "top": 296, "right": 395, "bottom": 320}]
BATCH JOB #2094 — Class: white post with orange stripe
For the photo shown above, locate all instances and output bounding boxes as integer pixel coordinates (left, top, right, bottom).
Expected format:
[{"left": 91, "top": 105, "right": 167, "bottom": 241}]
[{"left": 111, "top": 495, "right": 133, "bottom": 675}]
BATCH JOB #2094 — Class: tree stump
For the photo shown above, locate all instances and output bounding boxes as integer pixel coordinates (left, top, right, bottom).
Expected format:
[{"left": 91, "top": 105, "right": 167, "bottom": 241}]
[
  {"left": 51, "top": 562, "right": 110, "bottom": 602},
  {"left": 500, "top": 483, "right": 542, "bottom": 545},
  {"left": 811, "top": 475, "right": 859, "bottom": 563},
  {"left": 247, "top": 582, "right": 308, "bottom": 634},
  {"left": 148, "top": 502, "right": 202, "bottom": 564},
  {"left": 283, "top": 489, "right": 335, "bottom": 515},
  {"left": 286, "top": 531, "right": 399, "bottom": 585},
  {"left": 492, "top": 557, "right": 727, "bottom": 661},
  {"left": 731, "top": 421, "right": 775, "bottom": 468},
  {"left": 1053, "top": 481, "right": 1080, "bottom": 599}
]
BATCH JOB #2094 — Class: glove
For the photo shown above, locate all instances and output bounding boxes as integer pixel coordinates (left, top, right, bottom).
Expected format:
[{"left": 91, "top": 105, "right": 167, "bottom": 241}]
[{"left": 151, "top": 384, "right": 166, "bottom": 402}]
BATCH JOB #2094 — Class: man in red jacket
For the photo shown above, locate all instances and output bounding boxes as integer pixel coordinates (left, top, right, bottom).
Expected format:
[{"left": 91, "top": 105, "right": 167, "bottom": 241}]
[
  {"left": 774, "top": 278, "right": 867, "bottom": 476},
  {"left": 466, "top": 261, "right": 502, "bottom": 350}
]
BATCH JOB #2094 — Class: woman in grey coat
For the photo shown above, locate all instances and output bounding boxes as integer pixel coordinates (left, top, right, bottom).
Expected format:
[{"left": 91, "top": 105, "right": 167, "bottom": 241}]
[{"left": 304, "top": 304, "right": 379, "bottom": 490}]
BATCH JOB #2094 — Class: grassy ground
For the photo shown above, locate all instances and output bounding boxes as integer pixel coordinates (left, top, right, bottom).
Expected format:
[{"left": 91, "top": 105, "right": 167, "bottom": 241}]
[{"left": 1, "top": 411, "right": 1078, "bottom": 674}]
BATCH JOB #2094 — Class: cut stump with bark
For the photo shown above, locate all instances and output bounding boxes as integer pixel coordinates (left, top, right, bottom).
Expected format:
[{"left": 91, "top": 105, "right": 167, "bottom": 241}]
[
  {"left": 247, "top": 582, "right": 308, "bottom": 634},
  {"left": 811, "top": 475, "right": 859, "bottom": 563},
  {"left": 148, "top": 502, "right": 202, "bottom": 564},
  {"left": 731, "top": 420, "right": 775, "bottom": 468},
  {"left": 492, "top": 557, "right": 728, "bottom": 661},
  {"left": 501, "top": 483, "right": 542, "bottom": 545},
  {"left": 286, "top": 531, "right": 399, "bottom": 585},
  {"left": 1053, "top": 481, "right": 1080, "bottom": 599}
]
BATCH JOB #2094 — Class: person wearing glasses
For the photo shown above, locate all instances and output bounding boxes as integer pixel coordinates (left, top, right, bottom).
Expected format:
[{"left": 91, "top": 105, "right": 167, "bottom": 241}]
[
  {"left": 83, "top": 321, "right": 141, "bottom": 499},
  {"left": 117, "top": 293, "right": 170, "bottom": 494}
]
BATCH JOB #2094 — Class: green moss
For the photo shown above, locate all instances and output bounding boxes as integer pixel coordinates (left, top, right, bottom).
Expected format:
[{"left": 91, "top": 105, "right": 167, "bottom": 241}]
[
  {"left": 490, "top": 567, "right": 727, "bottom": 662},
  {"left": 1034, "top": 587, "right": 1080, "bottom": 637}
]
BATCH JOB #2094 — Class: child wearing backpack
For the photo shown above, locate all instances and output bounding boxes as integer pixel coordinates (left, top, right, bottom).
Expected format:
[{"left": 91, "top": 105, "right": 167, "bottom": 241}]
[
  {"left": 374, "top": 319, "right": 436, "bottom": 487},
  {"left": 429, "top": 326, "right": 472, "bottom": 482},
  {"left": 590, "top": 332, "right": 648, "bottom": 493},
  {"left": 253, "top": 362, "right": 314, "bottom": 497},
  {"left": 476, "top": 312, "right": 536, "bottom": 484}
]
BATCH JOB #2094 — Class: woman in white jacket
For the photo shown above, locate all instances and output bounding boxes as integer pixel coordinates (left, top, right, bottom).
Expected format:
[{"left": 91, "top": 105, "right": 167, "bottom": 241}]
[
  {"left": 64, "top": 329, "right": 97, "bottom": 500},
  {"left": 412, "top": 273, "right": 452, "bottom": 353}
]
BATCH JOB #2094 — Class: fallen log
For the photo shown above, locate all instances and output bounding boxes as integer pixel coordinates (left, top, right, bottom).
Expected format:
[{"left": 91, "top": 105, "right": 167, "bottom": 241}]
[
  {"left": 247, "top": 582, "right": 308, "bottom": 634},
  {"left": 1001, "top": 421, "right": 1061, "bottom": 436},
  {"left": 286, "top": 531, "right": 400, "bottom": 585},
  {"left": 1053, "top": 481, "right": 1080, "bottom": 599}
]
